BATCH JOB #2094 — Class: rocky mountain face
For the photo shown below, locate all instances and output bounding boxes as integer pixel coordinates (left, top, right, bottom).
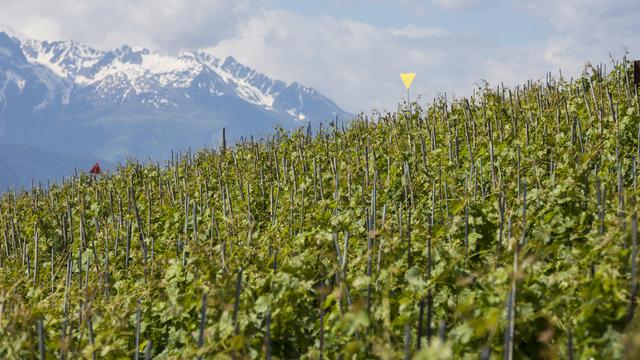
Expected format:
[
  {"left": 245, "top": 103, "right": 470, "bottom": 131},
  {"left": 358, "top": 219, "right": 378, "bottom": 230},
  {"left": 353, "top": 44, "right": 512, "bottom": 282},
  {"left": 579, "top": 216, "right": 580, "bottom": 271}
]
[{"left": 0, "top": 31, "right": 351, "bottom": 167}]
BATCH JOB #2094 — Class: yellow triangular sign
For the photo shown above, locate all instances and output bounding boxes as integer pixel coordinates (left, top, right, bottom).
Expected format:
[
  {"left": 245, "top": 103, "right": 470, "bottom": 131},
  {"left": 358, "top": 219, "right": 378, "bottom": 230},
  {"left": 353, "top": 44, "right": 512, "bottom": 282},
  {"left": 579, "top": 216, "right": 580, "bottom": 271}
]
[{"left": 400, "top": 73, "right": 416, "bottom": 89}]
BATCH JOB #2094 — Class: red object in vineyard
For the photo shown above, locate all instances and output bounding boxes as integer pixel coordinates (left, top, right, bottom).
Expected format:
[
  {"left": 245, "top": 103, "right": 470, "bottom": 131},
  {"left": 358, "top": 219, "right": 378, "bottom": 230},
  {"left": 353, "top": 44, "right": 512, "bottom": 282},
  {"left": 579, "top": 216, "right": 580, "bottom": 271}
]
[
  {"left": 90, "top": 162, "right": 102, "bottom": 175},
  {"left": 634, "top": 60, "right": 640, "bottom": 86}
]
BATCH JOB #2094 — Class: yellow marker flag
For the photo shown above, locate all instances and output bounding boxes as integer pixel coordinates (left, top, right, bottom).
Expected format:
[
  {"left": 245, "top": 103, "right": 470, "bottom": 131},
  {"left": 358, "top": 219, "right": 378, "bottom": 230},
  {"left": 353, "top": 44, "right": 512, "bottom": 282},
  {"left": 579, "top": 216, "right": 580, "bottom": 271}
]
[{"left": 400, "top": 73, "right": 416, "bottom": 89}]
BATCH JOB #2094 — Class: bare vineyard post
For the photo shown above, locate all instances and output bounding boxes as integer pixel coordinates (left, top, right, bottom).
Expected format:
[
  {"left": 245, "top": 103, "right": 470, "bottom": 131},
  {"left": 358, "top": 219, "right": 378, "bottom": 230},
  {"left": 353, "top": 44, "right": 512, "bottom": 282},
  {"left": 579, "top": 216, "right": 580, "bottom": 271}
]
[
  {"left": 88, "top": 317, "right": 96, "bottom": 360},
  {"left": 567, "top": 328, "right": 574, "bottom": 360},
  {"left": 628, "top": 213, "right": 638, "bottom": 324},
  {"left": 265, "top": 309, "right": 272, "bottom": 360},
  {"left": 438, "top": 320, "right": 446, "bottom": 342},
  {"left": 404, "top": 323, "right": 411, "bottom": 360},
  {"left": 38, "top": 319, "right": 45, "bottom": 360},
  {"left": 198, "top": 292, "right": 207, "bottom": 359},
  {"left": 144, "top": 340, "right": 152, "bottom": 360},
  {"left": 233, "top": 268, "right": 243, "bottom": 336},
  {"left": 319, "top": 294, "right": 325, "bottom": 360},
  {"left": 135, "top": 299, "right": 141, "bottom": 360},
  {"left": 407, "top": 87, "right": 411, "bottom": 117}
]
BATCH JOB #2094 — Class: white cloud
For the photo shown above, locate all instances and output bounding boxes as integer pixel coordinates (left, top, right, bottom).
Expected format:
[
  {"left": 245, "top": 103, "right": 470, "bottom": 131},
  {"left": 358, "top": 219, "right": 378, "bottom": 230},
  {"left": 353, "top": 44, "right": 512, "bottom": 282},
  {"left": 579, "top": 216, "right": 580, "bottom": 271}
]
[
  {"left": 432, "top": 0, "right": 484, "bottom": 10},
  {"left": 519, "top": 0, "right": 640, "bottom": 40},
  {"left": 0, "top": 0, "right": 266, "bottom": 52},
  {"left": 1, "top": 0, "right": 638, "bottom": 114},
  {"left": 213, "top": 3, "right": 638, "bottom": 112},
  {"left": 388, "top": 25, "right": 446, "bottom": 39},
  {"left": 211, "top": 10, "right": 471, "bottom": 111},
  {"left": 512, "top": 0, "right": 640, "bottom": 78}
]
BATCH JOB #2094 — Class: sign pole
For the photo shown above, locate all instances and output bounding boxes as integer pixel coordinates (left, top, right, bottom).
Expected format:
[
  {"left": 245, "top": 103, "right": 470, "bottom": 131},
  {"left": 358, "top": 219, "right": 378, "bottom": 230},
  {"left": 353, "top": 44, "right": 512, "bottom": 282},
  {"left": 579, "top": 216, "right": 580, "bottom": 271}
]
[{"left": 400, "top": 73, "right": 416, "bottom": 118}]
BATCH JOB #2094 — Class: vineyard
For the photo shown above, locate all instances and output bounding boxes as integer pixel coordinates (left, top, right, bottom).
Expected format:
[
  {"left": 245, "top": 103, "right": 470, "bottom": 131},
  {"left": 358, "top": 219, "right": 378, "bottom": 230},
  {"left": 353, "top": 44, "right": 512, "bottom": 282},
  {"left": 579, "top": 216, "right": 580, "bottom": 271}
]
[{"left": 1, "top": 60, "right": 640, "bottom": 359}]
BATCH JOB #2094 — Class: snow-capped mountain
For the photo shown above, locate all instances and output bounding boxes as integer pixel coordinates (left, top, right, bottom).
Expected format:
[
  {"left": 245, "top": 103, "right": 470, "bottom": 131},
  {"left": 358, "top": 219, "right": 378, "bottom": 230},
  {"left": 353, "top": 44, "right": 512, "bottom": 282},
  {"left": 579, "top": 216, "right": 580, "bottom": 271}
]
[{"left": 0, "top": 31, "right": 351, "bottom": 165}]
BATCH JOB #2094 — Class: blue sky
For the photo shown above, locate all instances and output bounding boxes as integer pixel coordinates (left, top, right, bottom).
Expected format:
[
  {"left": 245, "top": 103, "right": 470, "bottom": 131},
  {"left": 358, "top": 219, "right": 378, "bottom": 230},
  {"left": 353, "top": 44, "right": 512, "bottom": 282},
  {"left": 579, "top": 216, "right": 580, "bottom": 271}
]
[
  {"left": 1, "top": 0, "right": 639, "bottom": 112},
  {"left": 275, "top": 0, "right": 550, "bottom": 43}
]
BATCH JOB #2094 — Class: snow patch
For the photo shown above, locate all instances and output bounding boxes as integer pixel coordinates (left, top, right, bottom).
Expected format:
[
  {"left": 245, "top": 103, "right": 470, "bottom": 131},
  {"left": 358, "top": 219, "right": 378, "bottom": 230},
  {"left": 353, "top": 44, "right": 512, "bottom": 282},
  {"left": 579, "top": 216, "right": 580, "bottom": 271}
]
[
  {"left": 285, "top": 108, "right": 307, "bottom": 121},
  {"left": 5, "top": 71, "right": 25, "bottom": 92},
  {"left": 18, "top": 38, "right": 322, "bottom": 115},
  {"left": 214, "top": 64, "right": 275, "bottom": 108}
]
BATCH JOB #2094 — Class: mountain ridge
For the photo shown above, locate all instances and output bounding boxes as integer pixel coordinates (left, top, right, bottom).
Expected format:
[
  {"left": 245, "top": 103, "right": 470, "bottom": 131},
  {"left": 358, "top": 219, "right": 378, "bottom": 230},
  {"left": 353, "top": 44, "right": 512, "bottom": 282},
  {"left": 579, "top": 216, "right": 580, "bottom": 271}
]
[
  {"left": 18, "top": 36, "right": 337, "bottom": 120},
  {"left": 0, "top": 31, "right": 352, "bottom": 164}
]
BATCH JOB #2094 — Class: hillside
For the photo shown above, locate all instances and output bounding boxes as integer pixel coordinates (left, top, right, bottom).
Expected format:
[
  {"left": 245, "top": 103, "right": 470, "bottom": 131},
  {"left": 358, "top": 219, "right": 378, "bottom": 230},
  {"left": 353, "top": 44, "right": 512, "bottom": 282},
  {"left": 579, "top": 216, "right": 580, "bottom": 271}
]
[
  {"left": 0, "top": 60, "right": 639, "bottom": 359},
  {"left": 0, "top": 143, "right": 110, "bottom": 191},
  {"left": 0, "top": 31, "right": 351, "bottom": 163}
]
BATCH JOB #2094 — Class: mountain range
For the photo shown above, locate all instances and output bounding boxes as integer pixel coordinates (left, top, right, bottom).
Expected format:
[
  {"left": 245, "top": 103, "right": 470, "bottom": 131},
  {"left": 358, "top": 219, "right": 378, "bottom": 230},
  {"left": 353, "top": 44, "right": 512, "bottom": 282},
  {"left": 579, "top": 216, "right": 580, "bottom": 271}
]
[{"left": 0, "top": 31, "right": 351, "bottom": 188}]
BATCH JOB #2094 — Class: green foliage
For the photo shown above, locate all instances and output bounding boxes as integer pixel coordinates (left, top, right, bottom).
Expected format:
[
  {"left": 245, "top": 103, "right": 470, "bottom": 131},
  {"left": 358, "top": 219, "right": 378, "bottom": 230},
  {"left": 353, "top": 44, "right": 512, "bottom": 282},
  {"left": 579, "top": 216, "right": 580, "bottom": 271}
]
[{"left": 1, "top": 60, "right": 640, "bottom": 358}]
